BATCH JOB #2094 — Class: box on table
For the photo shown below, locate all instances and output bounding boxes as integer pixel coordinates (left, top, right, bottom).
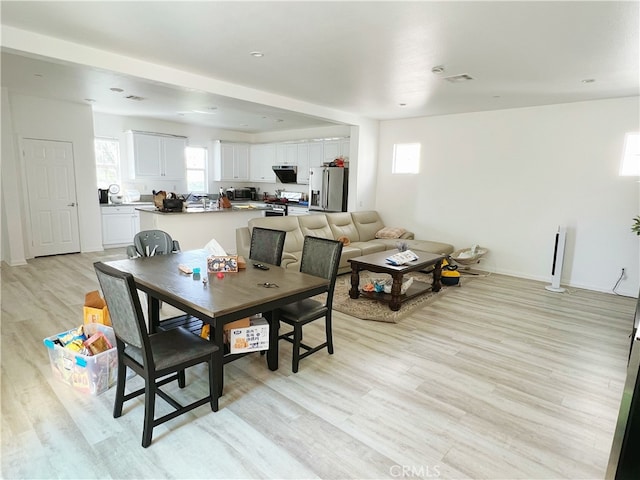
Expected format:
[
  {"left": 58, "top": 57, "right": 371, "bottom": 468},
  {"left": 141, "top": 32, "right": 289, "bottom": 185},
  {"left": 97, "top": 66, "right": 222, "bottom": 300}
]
[
  {"left": 43, "top": 323, "right": 118, "bottom": 395},
  {"left": 229, "top": 317, "right": 269, "bottom": 354}
]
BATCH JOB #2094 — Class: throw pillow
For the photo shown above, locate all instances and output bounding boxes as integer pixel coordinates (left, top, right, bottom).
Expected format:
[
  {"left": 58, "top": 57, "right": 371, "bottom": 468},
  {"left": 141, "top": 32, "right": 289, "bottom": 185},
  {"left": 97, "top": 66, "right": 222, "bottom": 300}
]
[{"left": 375, "top": 227, "right": 407, "bottom": 239}]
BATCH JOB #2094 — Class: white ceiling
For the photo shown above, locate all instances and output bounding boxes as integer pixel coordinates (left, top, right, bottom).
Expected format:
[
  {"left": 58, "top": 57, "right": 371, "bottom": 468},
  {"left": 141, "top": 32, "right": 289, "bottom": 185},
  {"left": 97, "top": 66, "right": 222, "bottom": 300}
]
[{"left": 1, "top": 1, "right": 638, "bottom": 133}]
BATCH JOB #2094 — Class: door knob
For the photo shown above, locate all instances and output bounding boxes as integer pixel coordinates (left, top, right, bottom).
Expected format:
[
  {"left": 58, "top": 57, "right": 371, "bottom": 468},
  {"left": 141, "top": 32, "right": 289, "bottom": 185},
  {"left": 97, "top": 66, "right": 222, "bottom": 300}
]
[{"left": 68, "top": 202, "right": 76, "bottom": 207}]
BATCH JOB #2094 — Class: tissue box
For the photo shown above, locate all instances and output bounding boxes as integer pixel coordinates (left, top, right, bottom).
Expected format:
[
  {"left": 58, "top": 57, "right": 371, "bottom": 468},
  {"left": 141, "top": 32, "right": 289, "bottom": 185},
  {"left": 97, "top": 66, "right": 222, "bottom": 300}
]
[
  {"left": 43, "top": 324, "right": 118, "bottom": 395},
  {"left": 228, "top": 317, "right": 269, "bottom": 354}
]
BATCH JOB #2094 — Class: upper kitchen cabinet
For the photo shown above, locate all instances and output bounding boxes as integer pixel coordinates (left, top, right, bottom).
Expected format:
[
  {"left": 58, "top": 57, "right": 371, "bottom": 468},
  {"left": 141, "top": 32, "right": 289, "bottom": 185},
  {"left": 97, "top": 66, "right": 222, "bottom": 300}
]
[
  {"left": 296, "top": 142, "right": 324, "bottom": 184},
  {"left": 249, "top": 143, "right": 276, "bottom": 182},
  {"left": 276, "top": 143, "right": 298, "bottom": 165},
  {"left": 213, "top": 141, "right": 249, "bottom": 181},
  {"left": 127, "top": 131, "right": 187, "bottom": 180},
  {"left": 323, "top": 138, "right": 350, "bottom": 163}
]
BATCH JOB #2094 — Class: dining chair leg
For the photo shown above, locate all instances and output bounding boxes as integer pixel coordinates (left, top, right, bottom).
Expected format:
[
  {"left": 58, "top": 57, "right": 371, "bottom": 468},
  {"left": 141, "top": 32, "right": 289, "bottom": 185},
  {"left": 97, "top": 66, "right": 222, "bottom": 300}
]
[
  {"left": 113, "top": 359, "right": 126, "bottom": 418},
  {"left": 292, "top": 325, "right": 302, "bottom": 373},
  {"left": 208, "top": 359, "right": 219, "bottom": 412},
  {"left": 326, "top": 313, "right": 334, "bottom": 355},
  {"left": 178, "top": 370, "right": 186, "bottom": 388},
  {"left": 142, "top": 381, "right": 156, "bottom": 448}
]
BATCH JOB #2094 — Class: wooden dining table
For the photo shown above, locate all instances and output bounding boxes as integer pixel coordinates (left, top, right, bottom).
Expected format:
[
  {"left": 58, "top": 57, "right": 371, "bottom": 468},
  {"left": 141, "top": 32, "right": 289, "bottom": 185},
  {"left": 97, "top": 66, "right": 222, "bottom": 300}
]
[{"left": 105, "top": 249, "right": 329, "bottom": 393}]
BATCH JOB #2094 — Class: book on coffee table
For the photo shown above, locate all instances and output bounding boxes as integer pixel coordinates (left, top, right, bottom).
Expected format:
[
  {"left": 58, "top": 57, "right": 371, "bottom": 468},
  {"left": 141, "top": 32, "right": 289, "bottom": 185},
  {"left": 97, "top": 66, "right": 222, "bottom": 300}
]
[{"left": 385, "top": 250, "right": 419, "bottom": 266}]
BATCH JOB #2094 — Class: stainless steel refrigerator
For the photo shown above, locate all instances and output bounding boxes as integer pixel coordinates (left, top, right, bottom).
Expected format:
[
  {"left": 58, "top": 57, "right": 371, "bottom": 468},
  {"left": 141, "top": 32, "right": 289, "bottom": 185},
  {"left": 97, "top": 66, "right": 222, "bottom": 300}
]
[{"left": 309, "top": 167, "right": 348, "bottom": 212}]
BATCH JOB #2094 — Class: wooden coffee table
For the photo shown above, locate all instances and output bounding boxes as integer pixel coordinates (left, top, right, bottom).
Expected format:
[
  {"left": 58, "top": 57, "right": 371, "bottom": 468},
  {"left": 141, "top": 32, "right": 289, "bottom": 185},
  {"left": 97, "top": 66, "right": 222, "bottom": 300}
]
[{"left": 348, "top": 250, "right": 445, "bottom": 311}]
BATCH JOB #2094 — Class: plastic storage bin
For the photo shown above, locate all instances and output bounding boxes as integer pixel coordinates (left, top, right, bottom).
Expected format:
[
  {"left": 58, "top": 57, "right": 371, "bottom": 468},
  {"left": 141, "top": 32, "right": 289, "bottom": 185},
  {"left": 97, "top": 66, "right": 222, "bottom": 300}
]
[{"left": 43, "top": 323, "right": 118, "bottom": 395}]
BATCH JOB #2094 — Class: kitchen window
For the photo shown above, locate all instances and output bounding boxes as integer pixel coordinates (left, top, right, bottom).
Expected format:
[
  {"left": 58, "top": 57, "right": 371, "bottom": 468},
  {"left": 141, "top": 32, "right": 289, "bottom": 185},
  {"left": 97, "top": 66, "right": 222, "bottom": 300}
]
[
  {"left": 95, "top": 138, "right": 121, "bottom": 187},
  {"left": 392, "top": 143, "right": 420, "bottom": 174},
  {"left": 186, "top": 146, "right": 208, "bottom": 193}
]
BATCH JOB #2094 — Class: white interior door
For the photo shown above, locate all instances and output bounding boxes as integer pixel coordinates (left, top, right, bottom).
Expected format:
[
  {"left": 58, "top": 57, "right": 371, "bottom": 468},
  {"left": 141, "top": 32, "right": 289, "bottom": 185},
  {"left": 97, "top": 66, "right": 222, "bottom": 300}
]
[{"left": 23, "top": 139, "right": 80, "bottom": 256}]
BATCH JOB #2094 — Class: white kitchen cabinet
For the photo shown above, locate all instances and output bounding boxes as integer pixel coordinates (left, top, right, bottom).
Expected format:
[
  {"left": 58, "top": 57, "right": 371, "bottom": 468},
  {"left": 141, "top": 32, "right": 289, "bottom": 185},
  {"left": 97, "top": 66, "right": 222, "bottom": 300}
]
[
  {"left": 276, "top": 143, "right": 298, "bottom": 165},
  {"left": 340, "top": 138, "right": 351, "bottom": 158},
  {"left": 323, "top": 138, "right": 350, "bottom": 163},
  {"left": 101, "top": 206, "right": 140, "bottom": 247},
  {"left": 297, "top": 142, "right": 324, "bottom": 184},
  {"left": 127, "top": 131, "right": 186, "bottom": 180},
  {"left": 213, "top": 141, "right": 250, "bottom": 181},
  {"left": 249, "top": 144, "right": 276, "bottom": 182}
]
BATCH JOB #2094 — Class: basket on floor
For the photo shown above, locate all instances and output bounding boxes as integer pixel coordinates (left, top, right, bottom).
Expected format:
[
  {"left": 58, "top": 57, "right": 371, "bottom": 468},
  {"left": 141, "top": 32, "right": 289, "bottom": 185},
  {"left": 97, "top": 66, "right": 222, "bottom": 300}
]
[{"left": 450, "top": 247, "right": 488, "bottom": 266}]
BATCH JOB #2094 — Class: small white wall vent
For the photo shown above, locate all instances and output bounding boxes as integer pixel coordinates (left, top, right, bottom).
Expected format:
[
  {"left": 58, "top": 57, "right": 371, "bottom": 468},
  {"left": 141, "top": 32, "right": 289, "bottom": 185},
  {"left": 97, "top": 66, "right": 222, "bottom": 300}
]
[{"left": 443, "top": 74, "right": 474, "bottom": 83}]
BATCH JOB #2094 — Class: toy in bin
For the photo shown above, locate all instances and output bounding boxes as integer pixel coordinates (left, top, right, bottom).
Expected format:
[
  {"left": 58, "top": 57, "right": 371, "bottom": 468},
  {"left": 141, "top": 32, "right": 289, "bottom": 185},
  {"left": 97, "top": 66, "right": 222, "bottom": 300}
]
[
  {"left": 440, "top": 258, "right": 461, "bottom": 286},
  {"left": 43, "top": 323, "right": 118, "bottom": 395}
]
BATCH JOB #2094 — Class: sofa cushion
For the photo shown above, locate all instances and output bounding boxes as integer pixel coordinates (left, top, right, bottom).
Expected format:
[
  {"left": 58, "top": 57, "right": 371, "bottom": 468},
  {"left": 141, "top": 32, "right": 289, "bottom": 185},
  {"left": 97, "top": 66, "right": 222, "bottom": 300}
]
[
  {"left": 326, "top": 212, "right": 360, "bottom": 241},
  {"left": 351, "top": 211, "right": 386, "bottom": 241},
  {"left": 349, "top": 241, "right": 387, "bottom": 256},
  {"left": 298, "top": 214, "right": 334, "bottom": 239},
  {"left": 374, "top": 238, "right": 455, "bottom": 255},
  {"left": 339, "top": 245, "right": 364, "bottom": 270},
  {"left": 375, "top": 226, "right": 408, "bottom": 239}
]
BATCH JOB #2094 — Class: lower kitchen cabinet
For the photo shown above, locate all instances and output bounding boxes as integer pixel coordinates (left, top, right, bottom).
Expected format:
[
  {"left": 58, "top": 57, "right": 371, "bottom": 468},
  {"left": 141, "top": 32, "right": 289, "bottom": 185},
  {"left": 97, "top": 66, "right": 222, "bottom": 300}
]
[{"left": 101, "top": 206, "right": 140, "bottom": 247}]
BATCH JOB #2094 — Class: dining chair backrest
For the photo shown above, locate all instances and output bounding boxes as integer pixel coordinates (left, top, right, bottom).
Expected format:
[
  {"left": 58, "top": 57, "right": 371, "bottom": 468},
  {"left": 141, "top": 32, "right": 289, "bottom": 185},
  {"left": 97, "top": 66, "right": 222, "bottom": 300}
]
[
  {"left": 249, "top": 227, "right": 286, "bottom": 266},
  {"left": 128, "top": 230, "right": 180, "bottom": 258},
  {"left": 94, "top": 262, "right": 148, "bottom": 352},
  {"left": 300, "top": 236, "right": 343, "bottom": 305}
]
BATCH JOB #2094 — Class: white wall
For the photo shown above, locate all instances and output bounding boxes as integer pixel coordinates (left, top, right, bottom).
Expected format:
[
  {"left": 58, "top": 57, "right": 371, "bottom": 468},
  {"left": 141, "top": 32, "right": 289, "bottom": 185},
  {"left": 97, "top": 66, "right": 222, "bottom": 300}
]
[
  {"left": 377, "top": 97, "right": 640, "bottom": 296},
  {"left": 4, "top": 93, "right": 104, "bottom": 260},
  {"left": 1, "top": 88, "right": 27, "bottom": 265}
]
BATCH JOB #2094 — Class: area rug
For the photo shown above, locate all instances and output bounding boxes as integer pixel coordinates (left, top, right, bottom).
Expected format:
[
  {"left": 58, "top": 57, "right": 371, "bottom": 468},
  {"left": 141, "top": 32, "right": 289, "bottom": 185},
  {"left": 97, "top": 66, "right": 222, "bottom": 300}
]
[{"left": 327, "top": 271, "right": 466, "bottom": 323}]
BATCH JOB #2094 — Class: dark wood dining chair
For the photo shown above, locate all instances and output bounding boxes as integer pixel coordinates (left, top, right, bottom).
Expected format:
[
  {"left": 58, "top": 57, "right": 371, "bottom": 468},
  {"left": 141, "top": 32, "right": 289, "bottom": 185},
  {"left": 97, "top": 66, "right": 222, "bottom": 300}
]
[
  {"left": 277, "top": 236, "right": 343, "bottom": 372},
  {"left": 93, "top": 261, "right": 220, "bottom": 448},
  {"left": 249, "top": 227, "right": 286, "bottom": 266}
]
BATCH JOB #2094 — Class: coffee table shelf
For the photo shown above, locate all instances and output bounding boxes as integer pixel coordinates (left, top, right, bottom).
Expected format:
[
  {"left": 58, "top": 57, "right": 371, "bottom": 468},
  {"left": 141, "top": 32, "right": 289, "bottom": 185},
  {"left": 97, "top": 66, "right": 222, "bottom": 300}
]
[
  {"left": 358, "top": 281, "right": 432, "bottom": 305},
  {"left": 348, "top": 249, "right": 445, "bottom": 311}
]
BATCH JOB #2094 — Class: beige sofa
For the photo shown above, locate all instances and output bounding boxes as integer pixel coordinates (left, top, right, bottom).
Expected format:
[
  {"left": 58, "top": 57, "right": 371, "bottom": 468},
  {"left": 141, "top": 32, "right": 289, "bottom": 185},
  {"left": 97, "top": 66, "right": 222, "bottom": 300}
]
[{"left": 236, "top": 211, "right": 454, "bottom": 274}]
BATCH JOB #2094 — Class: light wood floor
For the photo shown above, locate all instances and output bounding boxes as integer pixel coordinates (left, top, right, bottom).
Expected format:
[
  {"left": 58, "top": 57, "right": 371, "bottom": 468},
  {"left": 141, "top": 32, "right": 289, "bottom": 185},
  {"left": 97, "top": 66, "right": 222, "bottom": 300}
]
[{"left": 1, "top": 249, "right": 634, "bottom": 479}]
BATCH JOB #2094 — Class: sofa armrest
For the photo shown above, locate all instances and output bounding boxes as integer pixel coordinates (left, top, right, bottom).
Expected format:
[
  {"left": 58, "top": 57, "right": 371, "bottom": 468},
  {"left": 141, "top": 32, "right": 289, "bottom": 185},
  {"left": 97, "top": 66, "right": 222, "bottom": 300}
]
[
  {"left": 281, "top": 252, "right": 299, "bottom": 269},
  {"left": 400, "top": 231, "right": 415, "bottom": 240},
  {"left": 235, "top": 227, "right": 251, "bottom": 258}
]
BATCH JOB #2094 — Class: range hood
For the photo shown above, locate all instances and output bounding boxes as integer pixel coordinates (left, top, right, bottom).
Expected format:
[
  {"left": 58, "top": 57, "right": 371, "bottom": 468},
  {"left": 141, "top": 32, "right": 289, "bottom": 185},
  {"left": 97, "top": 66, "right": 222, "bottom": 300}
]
[{"left": 272, "top": 165, "right": 297, "bottom": 183}]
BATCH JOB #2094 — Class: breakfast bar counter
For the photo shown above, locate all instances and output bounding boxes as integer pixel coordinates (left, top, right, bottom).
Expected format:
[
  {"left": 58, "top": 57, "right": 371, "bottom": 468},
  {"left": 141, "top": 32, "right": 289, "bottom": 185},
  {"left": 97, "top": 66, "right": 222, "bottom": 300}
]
[{"left": 137, "top": 205, "right": 267, "bottom": 253}]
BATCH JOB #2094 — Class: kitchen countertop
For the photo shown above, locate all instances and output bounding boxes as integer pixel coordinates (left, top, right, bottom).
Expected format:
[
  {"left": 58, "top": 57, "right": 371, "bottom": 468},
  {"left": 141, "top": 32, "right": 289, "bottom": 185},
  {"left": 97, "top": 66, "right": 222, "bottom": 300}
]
[
  {"left": 101, "top": 202, "right": 154, "bottom": 207},
  {"left": 135, "top": 202, "right": 272, "bottom": 214}
]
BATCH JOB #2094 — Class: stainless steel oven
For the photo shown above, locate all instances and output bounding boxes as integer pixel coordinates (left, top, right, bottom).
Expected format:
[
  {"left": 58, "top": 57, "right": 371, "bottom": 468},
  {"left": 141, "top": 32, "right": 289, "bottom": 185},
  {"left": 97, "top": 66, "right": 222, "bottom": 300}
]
[{"left": 265, "top": 205, "right": 287, "bottom": 216}]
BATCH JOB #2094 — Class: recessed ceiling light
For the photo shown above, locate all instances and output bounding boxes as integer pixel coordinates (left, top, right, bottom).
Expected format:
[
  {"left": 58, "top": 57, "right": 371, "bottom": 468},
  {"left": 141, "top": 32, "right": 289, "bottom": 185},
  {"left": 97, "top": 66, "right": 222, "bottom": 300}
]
[
  {"left": 250, "top": 51, "right": 264, "bottom": 57},
  {"left": 33, "top": 73, "right": 43, "bottom": 77},
  {"left": 443, "top": 74, "right": 474, "bottom": 83},
  {"left": 581, "top": 78, "right": 596, "bottom": 84},
  {"left": 276, "top": 119, "right": 284, "bottom": 123},
  {"left": 431, "top": 65, "right": 445, "bottom": 75},
  {"left": 110, "top": 87, "right": 124, "bottom": 92},
  {"left": 493, "top": 95, "right": 501, "bottom": 98},
  {"left": 399, "top": 103, "right": 407, "bottom": 107}
]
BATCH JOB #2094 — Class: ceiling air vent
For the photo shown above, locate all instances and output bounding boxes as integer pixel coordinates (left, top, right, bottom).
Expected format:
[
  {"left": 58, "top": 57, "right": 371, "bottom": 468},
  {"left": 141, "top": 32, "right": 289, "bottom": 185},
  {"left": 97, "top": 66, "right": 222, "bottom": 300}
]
[
  {"left": 125, "top": 95, "right": 145, "bottom": 101},
  {"left": 443, "top": 74, "right": 474, "bottom": 83}
]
